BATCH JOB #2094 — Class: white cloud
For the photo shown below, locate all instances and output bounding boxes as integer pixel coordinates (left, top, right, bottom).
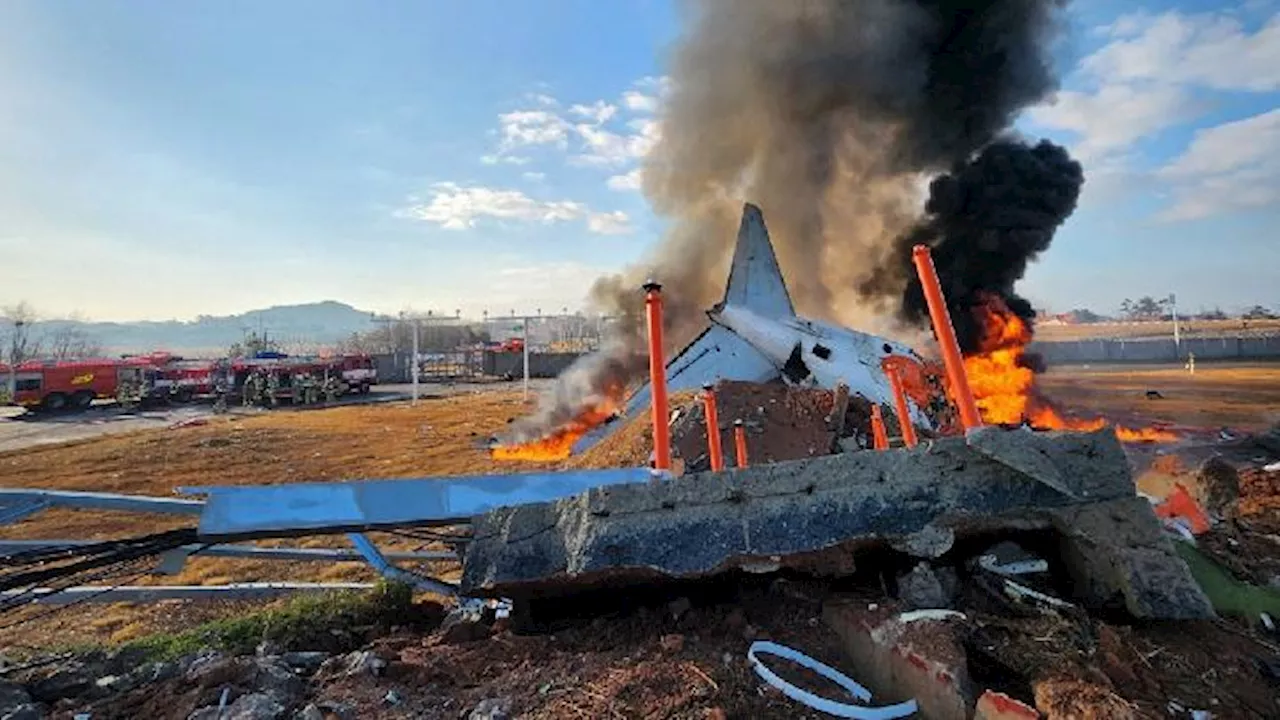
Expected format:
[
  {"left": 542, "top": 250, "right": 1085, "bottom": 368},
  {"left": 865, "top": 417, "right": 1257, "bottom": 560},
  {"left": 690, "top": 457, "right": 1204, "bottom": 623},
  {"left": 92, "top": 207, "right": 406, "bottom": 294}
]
[
  {"left": 1087, "top": 12, "right": 1280, "bottom": 92},
  {"left": 481, "top": 153, "right": 531, "bottom": 166},
  {"left": 1030, "top": 84, "right": 1195, "bottom": 161},
  {"left": 521, "top": 171, "right": 546, "bottom": 182},
  {"left": 481, "top": 77, "right": 667, "bottom": 186},
  {"left": 622, "top": 91, "right": 659, "bottom": 113},
  {"left": 527, "top": 92, "right": 559, "bottom": 107},
  {"left": 399, "top": 183, "right": 630, "bottom": 235},
  {"left": 1155, "top": 108, "right": 1280, "bottom": 220},
  {"left": 574, "top": 118, "right": 661, "bottom": 166},
  {"left": 569, "top": 100, "right": 618, "bottom": 124},
  {"left": 1032, "top": 9, "right": 1279, "bottom": 160},
  {"left": 607, "top": 168, "right": 643, "bottom": 191},
  {"left": 634, "top": 75, "right": 672, "bottom": 96},
  {"left": 496, "top": 110, "right": 572, "bottom": 150},
  {"left": 586, "top": 210, "right": 632, "bottom": 235},
  {"left": 399, "top": 183, "right": 585, "bottom": 230}
]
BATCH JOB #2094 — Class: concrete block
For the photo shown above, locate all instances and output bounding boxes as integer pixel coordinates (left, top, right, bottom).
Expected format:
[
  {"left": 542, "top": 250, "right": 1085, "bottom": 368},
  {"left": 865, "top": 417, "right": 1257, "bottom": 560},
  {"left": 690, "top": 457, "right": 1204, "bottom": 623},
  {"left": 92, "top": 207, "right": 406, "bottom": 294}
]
[
  {"left": 463, "top": 430, "right": 1137, "bottom": 599},
  {"left": 1049, "top": 497, "right": 1214, "bottom": 619},
  {"left": 823, "top": 600, "right": 972, "bottom": 720}
]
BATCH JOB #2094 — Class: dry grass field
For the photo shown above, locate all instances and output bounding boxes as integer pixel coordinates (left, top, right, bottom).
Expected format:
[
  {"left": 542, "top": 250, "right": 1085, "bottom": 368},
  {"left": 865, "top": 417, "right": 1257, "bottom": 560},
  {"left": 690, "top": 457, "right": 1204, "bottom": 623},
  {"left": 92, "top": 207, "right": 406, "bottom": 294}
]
[{"left": 1039, "top": 362, "right": 1280, "bottom": 431}]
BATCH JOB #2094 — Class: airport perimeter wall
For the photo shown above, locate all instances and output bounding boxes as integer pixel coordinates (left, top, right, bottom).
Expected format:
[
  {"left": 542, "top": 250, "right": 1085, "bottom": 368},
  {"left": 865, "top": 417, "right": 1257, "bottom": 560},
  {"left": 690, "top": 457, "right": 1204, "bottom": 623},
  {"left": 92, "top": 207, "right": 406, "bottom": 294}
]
[
  {"left": 1032, "top": 335, "right": 1280, "bottom": 364},
  {"left": 370, "top": 351, "right": 580, "bottom": 382}
]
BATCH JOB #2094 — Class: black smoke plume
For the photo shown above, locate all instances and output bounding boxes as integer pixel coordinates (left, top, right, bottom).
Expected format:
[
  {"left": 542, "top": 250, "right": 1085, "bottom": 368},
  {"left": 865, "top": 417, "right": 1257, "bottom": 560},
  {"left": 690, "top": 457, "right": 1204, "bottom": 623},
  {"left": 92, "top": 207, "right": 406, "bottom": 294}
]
[
  {"left": 865, "top": 139, "right": 1084, "bottom": 353},
  {"left": 505, "top": 0, "right": 1074, "bottom": 444}
]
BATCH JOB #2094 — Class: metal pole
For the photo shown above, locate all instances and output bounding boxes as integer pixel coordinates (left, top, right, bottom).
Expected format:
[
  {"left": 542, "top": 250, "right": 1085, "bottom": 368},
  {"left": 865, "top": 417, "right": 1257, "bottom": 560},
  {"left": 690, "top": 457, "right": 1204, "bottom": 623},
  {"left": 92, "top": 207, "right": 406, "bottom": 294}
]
[
  {"left": 885, "top": 367, "right": 918, "bottom": 448},
  {"left": 644, "top": 281, "right": 671, "bottom": 470},
  {"left": 733, "top": 419, "right": 749, "bottom": 468},
  {"left": 911, "top": 245, "right": 983, "bottom": 432},
  {"left": 1170, "top": 293, "right": 1181, "bottom": 353},
  {"left": 522, "top": 316, "right": 530, "bottom": 402},
  {"left": 7, "top": 320, "right": 21, "bottom": 400},
  {"left": 702, "top": 383, "right": 724, "bottom": 471},
  {"left": 411, "top": 318, "right": 420, "bottom": 404},
  {"left": 870, "top": 405, "right": 889, "bottom": 450}
]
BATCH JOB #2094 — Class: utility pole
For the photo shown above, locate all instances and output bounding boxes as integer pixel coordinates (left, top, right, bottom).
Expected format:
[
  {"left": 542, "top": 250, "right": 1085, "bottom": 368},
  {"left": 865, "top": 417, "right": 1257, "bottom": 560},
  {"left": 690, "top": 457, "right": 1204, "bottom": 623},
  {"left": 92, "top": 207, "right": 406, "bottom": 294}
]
[
  {"left": 522, "top": 316, "right": 531, "bottom": 402},
  {"left": 1169, "top": 293, "right": 1181, "bottom": 354},
  {"left": 411, "top": 316, "right": 420, "bottom": 405},
  {"left": 8, "top": 319, "right": 24, "bottom": 400}
]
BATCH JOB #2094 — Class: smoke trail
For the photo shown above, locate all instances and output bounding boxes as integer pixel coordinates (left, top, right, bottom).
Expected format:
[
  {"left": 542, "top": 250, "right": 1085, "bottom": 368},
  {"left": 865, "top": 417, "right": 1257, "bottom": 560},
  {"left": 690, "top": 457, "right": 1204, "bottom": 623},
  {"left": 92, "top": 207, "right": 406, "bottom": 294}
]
[
  {"left": 507, "top": 0, "right": 1071, "bottom": 442},
  {"left": 865, "top": 138, "right": 1085, "bottom": 353}
]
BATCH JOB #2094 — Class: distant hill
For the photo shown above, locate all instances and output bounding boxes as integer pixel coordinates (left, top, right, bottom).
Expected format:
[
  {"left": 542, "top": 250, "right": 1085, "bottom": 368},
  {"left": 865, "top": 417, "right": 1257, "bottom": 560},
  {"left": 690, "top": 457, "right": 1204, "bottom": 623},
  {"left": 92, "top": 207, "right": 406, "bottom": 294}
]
[{"left": 33, "top": 301, "right": 385, "bottom": 356}]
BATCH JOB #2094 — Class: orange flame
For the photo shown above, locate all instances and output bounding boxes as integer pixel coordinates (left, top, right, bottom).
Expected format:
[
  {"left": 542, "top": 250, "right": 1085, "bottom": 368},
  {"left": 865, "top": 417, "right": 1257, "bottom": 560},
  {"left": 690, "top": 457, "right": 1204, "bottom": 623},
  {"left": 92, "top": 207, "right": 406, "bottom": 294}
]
[
  {"left": 963, "top": 296, "right": 1177, "bottom": 443},
  {"left": 491, "top": 390, "right": 623, "bottom": 462}
]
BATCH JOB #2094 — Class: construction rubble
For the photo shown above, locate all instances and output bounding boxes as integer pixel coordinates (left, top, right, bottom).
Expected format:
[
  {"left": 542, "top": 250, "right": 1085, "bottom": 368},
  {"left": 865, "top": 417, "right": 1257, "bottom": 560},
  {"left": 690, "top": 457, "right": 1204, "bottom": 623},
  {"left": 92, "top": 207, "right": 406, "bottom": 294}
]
[{"left": 464, "top": 426, "right": 1211, "bottom": 624}]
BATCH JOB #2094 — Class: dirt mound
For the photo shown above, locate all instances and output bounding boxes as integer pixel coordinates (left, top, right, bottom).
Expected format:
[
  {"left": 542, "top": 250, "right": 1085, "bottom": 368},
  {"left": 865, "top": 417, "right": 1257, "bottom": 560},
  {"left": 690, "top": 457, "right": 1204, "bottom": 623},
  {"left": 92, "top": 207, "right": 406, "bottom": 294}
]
[
  {"left": 1240, "top": 466, "right": 1280, "bottom": 516},
  {"left": 565, "top": 381, "right": 888, "bottom": 472}
]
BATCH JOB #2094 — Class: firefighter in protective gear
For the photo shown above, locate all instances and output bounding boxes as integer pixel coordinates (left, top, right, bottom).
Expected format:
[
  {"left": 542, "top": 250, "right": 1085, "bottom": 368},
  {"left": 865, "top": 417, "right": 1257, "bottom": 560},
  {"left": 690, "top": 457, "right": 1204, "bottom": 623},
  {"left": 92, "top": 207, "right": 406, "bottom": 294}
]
[
  {"left": 265, "top": 370, "right": 280, "bottom": 407},
  {"left": 213, "top": 376, "right": 229, "bottom": 414},
  {"left": 243, "top": 370, "right": 262, "bottom": 407},
  {"left": 323, "top": 373, "right": 340, "bottom": 403}
]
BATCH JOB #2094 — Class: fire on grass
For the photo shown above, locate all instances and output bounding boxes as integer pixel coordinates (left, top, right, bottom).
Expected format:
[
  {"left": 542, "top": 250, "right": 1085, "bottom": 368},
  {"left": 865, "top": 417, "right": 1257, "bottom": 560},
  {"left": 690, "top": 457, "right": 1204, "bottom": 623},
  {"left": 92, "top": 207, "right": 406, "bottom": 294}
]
[
  {"left": 963, "top": 295, "right": 1177, "bottom": 443},
  {"left": 490, "top": 393, "right": 623, "bottom": 462}
]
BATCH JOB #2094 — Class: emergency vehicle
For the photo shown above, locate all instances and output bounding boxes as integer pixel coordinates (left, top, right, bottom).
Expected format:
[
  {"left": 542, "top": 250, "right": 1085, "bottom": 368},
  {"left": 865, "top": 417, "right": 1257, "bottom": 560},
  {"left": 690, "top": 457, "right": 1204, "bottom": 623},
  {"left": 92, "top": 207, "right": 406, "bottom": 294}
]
[{"left": 0, "top": 357, "right": 158, "bottom": 411}]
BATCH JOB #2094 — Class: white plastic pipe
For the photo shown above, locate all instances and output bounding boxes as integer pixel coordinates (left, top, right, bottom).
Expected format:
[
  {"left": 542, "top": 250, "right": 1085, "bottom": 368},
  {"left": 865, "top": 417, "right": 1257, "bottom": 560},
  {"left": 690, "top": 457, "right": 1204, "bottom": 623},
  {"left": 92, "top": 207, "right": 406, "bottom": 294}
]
[{"left": 747, "top": 641, "right": 919, "bottom": 719}]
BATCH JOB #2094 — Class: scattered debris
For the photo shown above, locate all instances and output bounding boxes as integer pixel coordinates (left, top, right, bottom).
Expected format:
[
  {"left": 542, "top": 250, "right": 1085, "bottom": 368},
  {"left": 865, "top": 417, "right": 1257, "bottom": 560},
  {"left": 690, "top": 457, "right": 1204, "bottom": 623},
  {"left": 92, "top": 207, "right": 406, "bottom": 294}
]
[{"left": 746, "top": 640, "right": 918, "bottom": 719}]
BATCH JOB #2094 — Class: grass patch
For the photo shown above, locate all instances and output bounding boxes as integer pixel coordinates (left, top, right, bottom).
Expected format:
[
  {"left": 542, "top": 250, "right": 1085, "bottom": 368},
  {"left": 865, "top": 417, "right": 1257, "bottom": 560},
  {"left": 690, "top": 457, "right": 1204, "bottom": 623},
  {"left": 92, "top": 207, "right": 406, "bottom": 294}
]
[
  {"left": 121, "top": 581, "right": 430, "bottom": 662},
  {"left": 1174, "top": 541, "right": 1280, "bottom": 620}
]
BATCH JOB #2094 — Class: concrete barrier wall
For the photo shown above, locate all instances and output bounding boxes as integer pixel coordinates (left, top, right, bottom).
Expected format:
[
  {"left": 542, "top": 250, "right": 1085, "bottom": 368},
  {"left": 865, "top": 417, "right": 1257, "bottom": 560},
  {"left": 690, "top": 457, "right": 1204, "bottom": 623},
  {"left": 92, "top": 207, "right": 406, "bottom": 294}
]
[{"left": 1032, "top": 335, "right": 1280, "bottom": 364}]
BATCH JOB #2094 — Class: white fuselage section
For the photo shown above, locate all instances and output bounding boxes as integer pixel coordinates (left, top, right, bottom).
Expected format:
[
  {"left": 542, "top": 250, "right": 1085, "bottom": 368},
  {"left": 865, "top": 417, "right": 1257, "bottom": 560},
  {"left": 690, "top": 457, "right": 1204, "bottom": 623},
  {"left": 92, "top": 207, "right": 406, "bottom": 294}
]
[{"left": 713, "top": 305, "right": 930, "bottom": 427}]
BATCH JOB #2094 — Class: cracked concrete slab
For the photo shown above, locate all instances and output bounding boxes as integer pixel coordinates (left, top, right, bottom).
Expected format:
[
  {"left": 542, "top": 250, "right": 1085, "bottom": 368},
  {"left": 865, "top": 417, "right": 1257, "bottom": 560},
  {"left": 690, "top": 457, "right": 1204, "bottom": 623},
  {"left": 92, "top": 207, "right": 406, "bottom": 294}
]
[{"left": 460, "top": 428, "right": 1212, "bottom": 619}]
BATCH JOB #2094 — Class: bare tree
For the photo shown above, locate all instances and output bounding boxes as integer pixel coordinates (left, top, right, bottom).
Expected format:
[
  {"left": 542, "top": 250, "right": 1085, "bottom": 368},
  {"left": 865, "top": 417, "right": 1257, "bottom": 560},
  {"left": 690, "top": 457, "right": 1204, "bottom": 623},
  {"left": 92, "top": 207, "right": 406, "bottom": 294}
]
[
  {"left": 43, "top": 325, "right": 104, "bottom": 360},
  {"left": 1, "top": 302, "right": 41, "bottom": 365}
]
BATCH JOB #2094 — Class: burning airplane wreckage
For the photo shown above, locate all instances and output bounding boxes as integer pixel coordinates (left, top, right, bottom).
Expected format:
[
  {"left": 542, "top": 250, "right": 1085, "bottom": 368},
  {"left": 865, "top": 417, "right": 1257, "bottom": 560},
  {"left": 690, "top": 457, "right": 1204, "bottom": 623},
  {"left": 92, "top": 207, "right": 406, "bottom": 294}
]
[
  {"left": 0, "top": 205, "right": 1223, "bottom": 719},
  {"left": 2, "top": 204, "right": 1209, "bottom": 624}
]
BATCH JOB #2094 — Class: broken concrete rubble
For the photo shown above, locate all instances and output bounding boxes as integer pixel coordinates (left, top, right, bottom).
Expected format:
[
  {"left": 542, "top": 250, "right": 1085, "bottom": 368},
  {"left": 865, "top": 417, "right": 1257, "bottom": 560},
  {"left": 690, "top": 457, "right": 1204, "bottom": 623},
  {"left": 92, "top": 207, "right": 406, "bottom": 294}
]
[
  {"left": 463, "top": 428, "right": 1213, "bottom": 620},
  {"left": 823, "top": 600, "right": 972, "bottom": 720}
]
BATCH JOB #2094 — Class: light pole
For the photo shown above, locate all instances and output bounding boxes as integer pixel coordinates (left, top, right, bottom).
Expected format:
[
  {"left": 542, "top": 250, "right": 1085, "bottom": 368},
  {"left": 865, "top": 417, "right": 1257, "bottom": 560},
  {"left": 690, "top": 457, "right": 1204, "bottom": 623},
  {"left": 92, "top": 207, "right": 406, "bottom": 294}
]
[
  {"left": 522, "top": 315, "right": 531, "bottom": 402},
  {"left": 411, "top": 315, "right": 420, "bottom": 405},
  {"left": 8, "top": 319, "right": 24, "bottom": 400},
  {"left": 1169, "top": 293, "right": 1181, "bottom": 352}
]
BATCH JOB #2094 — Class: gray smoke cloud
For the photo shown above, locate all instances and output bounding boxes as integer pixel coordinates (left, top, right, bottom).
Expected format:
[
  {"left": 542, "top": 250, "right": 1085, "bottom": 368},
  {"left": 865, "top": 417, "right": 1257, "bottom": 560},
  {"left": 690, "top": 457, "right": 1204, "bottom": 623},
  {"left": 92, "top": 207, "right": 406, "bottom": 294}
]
[{"left": 504, "top": 0, "right": 1070, "bottom": 444}]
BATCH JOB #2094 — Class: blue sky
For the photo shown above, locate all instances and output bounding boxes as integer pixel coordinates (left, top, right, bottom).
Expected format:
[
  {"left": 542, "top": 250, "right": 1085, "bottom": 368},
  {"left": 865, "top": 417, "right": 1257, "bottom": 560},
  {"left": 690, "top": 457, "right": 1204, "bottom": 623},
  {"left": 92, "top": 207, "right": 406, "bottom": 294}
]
[{"left": 0, "top": 0, "right": 1276, "bottom": 322}]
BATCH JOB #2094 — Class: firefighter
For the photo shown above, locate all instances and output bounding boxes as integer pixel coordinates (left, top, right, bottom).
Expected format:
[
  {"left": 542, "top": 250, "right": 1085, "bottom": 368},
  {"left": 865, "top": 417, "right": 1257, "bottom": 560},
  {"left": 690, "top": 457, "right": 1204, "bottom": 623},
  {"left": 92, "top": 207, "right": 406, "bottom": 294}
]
[
  {"left": 212, "top": 377, "right": 229, "bottom": 414},
  {"left": 296, "top": 373, "right": 310, "bottom": 405},
  {"left": 116, "top": 375, "right": 137, "bottom": 411},
  {"left": 243, "top": 370, "right": 262, "bottom": 407},
  {"left": 265, "top": 370, "right": 280, "bottom": 407},
  {"left": 323, "top": 373, "right": 340, "bottom": 404}
]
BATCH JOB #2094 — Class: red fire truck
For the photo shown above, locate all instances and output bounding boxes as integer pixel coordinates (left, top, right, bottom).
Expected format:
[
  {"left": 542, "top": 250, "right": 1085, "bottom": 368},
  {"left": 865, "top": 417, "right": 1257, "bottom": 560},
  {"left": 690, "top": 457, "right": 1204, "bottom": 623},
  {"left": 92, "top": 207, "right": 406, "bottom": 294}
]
[
  {"left": 336, "top": 353, "right": 377, "bottom": 393},
  {"left": 0, "top": 357, "right": 158, "bottom": 411},
  {"left": 2, "top": 352, "right": 379, "bottom": 412}
]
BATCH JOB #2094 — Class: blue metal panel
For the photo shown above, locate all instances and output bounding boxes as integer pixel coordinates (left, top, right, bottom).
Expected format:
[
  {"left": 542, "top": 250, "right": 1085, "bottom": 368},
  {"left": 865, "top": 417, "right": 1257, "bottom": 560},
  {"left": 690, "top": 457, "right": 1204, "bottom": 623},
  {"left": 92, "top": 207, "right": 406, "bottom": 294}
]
[
  {"left": 347, "top": 533, "right": 458, "bottom": 596},
  {"left": 4, "top": 583, "right": 376, "bottom": 605},
  {"left": 0, "top": 488, "right": 203, "bottom": 515},
  {"left": 0, "top": 540, "right": 457, "bottom": 562},
  {"left": 0, "top": 500, "right": 48, "bottom": 526},
  {"left": 184, "top": 467, "right": 661, "bottom": 539}
]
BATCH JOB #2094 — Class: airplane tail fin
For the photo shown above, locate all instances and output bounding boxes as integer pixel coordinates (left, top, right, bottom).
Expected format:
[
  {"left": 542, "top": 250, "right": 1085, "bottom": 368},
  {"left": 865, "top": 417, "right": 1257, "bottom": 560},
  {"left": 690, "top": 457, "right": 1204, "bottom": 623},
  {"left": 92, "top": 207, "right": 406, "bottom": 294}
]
[{"left": 721, "top": 203, "right": 795, "bottom": 318}]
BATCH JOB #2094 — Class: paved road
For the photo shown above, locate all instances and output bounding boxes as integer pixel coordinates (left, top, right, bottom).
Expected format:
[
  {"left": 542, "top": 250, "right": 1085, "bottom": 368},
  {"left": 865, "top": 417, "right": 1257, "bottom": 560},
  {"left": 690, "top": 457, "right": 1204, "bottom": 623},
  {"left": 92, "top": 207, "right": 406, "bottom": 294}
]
[{"left": 0, "top": 380, "right": 552, "bottom": 455}]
